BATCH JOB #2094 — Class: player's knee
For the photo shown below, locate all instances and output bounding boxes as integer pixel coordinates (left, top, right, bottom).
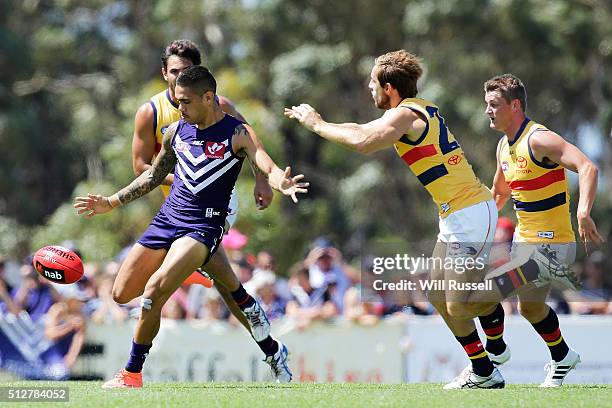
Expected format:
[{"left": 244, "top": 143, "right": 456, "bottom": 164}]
[
  {"left": 446, "top": 302, "right": 475, "bottom": 319},
  {"left": 518, "top": 301, "right": 548, "bottom": 321},
  {"left": 142, "top": 279, "right": 173, "bottom": 307},
  {"left": 112, "top": 287, "right": 134, "bottom": 305}
]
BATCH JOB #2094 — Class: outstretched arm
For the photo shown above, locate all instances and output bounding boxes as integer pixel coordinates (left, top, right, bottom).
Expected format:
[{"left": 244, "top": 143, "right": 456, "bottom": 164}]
[
  {"left": 74, "top": 122, "right": 179, "bottom": 217},
  {"left": 530, "top": 130, "right": 604, "bottom": 250},
  {"left": 284, "top": 104, "right": 418, "bottom": 154},
  {"left": 233, "top": 124, "right": 309, "bottom": 203}
]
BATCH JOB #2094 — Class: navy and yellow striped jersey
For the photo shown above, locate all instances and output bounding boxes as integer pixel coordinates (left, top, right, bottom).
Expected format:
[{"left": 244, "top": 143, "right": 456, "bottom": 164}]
[
  {"left": 394, "top": 98, "right": 492, "bottom": 217},
  {"left": 498, "top": 118, "right": 574, "bottom": 243}
]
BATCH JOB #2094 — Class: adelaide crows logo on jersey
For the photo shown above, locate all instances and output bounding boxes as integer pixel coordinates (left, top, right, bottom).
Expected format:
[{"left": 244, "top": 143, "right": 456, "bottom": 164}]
[{"left": 205, "top": 142, "right": 226, "bottom": 159}]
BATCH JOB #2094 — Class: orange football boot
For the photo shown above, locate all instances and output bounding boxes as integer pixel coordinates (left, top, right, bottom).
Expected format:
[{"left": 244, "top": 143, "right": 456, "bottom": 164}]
[
  {"left": 102, "top": 369, "right": 143, "bottom": 389},
  {"left": 183, "top": 270, "right": 214, "bottom": 288}
]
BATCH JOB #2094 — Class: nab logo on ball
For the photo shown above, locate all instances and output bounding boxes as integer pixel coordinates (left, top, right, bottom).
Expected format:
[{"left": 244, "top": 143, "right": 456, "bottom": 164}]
[
  {"left": 35, "top": 261, "right": 66, "bottom": 283},
  {"left": 205, "top": 142, "right": 225, "bottom": 159},
  {"left": 32, "top": 245, "right": 84, "bottom": 284}
]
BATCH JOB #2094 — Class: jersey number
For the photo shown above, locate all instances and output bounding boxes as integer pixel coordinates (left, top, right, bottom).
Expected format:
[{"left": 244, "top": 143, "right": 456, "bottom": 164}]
[{"left": 425, "top": 106, "right": 460, "bottom": 154}]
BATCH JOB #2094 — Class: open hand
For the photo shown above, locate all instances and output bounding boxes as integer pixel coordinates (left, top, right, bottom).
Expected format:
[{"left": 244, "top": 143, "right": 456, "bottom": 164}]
[
  {"left": 74, "top": 194, "right": 112, "bottom": 218},
  {"left": 278, "top": 166, "right": 309, "bottom": 203},
  {"left": 578, "top": 214, "right": 604, "bottom": 255},
  {"left": 284, "top": 104, "right": 322, "bottom": 131}
]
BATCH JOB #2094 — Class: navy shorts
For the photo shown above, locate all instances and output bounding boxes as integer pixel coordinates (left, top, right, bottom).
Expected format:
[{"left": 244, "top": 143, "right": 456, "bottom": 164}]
[{"left": 138, "top": 211, "right": 225, "bottom": 262}]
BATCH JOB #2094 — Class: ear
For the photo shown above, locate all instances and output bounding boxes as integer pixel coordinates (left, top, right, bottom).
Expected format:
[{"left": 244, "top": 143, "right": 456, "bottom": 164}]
[
  {"left": 511, "top": 99, "right": 521, "bottom": 112},
  {"left": 204, "top": 91, "right": 215, "bottom": 103},
  {"left": 162, "top": 67, "right": 168, "bottom": 81},
  {"left": 383, "top": 83, "right": 393, "bottom": 93}
]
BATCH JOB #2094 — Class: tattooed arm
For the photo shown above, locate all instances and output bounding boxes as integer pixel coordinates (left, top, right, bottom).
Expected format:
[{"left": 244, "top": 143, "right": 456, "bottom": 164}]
[
  {"left": 74, "top": 122, "right": 179, "bottom": 217},
  {"left": 232, "top": 123, "right": 309, "bottom": 203}
]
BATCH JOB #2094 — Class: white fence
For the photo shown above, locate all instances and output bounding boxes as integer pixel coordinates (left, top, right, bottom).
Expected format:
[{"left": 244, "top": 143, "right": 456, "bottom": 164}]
[{"left": 75, "top": 316, "right": 612, "bottom": 384}]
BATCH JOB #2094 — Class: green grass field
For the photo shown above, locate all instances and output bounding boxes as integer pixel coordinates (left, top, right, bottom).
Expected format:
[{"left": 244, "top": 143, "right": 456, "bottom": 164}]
[{"left": 2, "top": 382, "right": 611, "bottom": 407}]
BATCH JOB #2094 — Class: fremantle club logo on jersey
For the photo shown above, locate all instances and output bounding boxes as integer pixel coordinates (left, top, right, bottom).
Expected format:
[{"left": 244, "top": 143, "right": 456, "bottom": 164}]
[{"left": 205, "top": 142, "right": 226, "bottom": 159}]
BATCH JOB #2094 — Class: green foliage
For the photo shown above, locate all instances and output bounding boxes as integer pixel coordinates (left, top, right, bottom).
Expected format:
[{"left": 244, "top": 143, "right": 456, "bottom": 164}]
[
  {"left": 1, "top": 0, "right": 610, "bottom": 268},
  {"left": 0, "top": 216, "right": 30, "bottom": 259}
]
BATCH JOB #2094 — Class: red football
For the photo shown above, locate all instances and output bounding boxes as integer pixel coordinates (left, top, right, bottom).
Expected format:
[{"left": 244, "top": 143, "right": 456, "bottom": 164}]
[{"left": 32, "top": 245, "right": 84, "bottom": 284}]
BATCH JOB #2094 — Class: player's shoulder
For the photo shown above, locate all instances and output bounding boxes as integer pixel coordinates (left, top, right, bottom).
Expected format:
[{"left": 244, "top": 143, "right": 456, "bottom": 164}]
[
  {"left": 398, "top": 97, "right": 437, "bottom": 109},
  {"left": 136, "top": 101, "right": 154, "bottom": 120},
  {"left": 219, "top": 112, "right": 246, "bottom": 132},
  {"left": 395, "top": 97, "right": 437, "bottom": 119},
  {"left": 141, "top": 89, "right": 174, "bottom": 116},
  {"left": 528, "top": 126, "right": 561, "bottom": 148},
  {"left": 217, "top": 94, "right": 231, "bottom": 107}
]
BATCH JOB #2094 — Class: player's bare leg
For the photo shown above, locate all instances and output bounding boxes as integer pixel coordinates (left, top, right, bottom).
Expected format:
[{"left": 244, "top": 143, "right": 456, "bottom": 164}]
[
  {"left": 134, "top": 237, "right": 208, "bottom": 344},
  {"left": 427, "top": 241, "right": 504, "bottom": 389},
  {"left": 103, "top": 236, "right": 208, "bottom": 389},
  {"left": 517, "top": 285, "right": 580, "bottom": 387},
  {"left": 202, "top": 246, "right": 291, "bottom": 382},
  {"left": 200, "top": 247, "right": 270, "bottom": 339},
  {"left": 202, "top": 248, "right": 250, "bottom": 332},
  {"left": 111, "top": 243, "right": 167, "bottom": 304},
  {"left": 215, "top": 281, "right": 251, "bottom": 331}
]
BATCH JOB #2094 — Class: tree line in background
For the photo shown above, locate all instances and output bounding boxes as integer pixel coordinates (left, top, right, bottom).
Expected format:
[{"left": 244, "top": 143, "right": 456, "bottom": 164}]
[{"left": 1, "top": 0, "right": 610, "bottom": 272}]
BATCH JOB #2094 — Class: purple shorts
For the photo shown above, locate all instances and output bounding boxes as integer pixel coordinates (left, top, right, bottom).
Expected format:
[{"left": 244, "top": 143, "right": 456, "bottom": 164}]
[{"left": 137, "top": 210, "right": 225, "bottom": 261}]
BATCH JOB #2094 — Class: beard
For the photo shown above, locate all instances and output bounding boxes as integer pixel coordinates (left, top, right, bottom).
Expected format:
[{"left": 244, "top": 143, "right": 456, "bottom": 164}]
[{"left": 374, "top": 93, "right": 392, "bottom": 110}]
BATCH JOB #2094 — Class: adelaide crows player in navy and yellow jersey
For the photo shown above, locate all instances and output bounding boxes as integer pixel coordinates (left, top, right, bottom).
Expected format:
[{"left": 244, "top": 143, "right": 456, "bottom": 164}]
[
  {"left": 285, "top": 50, "right": 509, "bottom": 389},
  {"left": 481, "top": 74, "right": 603, "bottom": 387}
]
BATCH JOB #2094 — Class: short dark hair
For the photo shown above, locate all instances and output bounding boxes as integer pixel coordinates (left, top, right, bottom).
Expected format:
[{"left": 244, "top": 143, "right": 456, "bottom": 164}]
[
  {"left": 374, "top": 50, "right": 423, "bottom": 99},
  {"left": 161, "top": 39, "right": 201, "bottom": 69},
  {"left": 176, "top": 65, "right": 217, "bottom": 95},
  {"left": 484, "top": 74, "right": 527, "bottom": 112}
]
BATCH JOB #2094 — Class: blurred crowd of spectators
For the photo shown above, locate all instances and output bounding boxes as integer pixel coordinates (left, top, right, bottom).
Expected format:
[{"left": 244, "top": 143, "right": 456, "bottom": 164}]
[{"left": 0, "top": 221, "right": 611, "bottom": 372}]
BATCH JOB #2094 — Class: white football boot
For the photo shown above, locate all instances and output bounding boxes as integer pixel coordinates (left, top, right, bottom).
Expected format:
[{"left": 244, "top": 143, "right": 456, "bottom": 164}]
[
  {"left": 264, "top": 341, "right": 292, "bottom": 383},
  {"left": 444, "top": 366, "right": 505, "bottom": 389},
  {"left": 539, "top": 348, "right": 581, "bottom": 387},
  {"left": 243, "top": 299, "right": 271, "bottom": 342}
]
